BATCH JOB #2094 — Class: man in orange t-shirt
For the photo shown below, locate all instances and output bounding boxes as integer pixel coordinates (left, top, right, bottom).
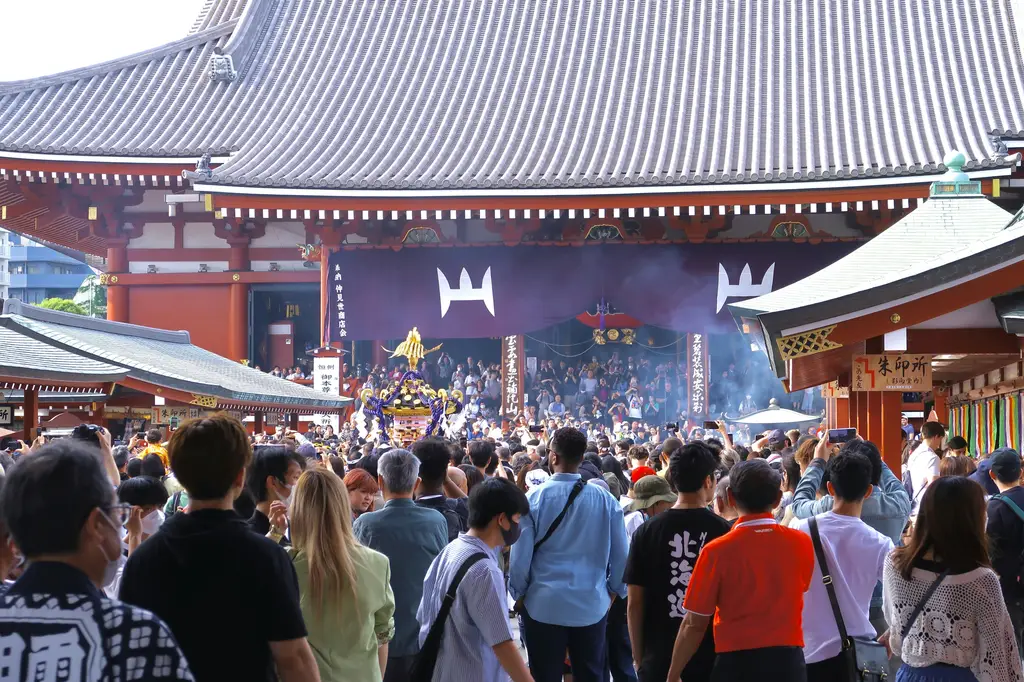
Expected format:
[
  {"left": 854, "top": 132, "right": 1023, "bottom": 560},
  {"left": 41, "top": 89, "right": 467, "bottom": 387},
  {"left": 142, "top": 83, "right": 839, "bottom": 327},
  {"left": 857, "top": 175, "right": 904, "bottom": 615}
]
[{"left": 666, "top": 458, "right": 814, "bottom": 682}]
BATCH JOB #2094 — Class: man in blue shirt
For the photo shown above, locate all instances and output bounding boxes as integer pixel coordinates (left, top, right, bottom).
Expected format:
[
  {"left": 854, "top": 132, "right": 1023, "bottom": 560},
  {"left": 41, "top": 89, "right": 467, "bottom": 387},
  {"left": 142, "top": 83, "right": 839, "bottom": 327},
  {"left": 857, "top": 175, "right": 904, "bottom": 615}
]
[
  {"left": 354, "top": 449, "right": 448, "bottom": 682},
  {"left": 510, "top": 427, "right": 629, "bottom": 682}
]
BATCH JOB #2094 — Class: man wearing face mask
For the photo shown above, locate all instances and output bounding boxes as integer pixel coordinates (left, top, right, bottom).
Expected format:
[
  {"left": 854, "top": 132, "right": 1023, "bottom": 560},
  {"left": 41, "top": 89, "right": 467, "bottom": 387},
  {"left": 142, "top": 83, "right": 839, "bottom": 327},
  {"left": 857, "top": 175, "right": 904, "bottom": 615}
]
[
  {"left": 417, "top": 477, "right": 535, "bottom": 682},
  {"left": 244, "top": 446, "right": 303, "bottom": 537},
  {"left": 0, "top": 439, "right": 194, "bottom": 680}
]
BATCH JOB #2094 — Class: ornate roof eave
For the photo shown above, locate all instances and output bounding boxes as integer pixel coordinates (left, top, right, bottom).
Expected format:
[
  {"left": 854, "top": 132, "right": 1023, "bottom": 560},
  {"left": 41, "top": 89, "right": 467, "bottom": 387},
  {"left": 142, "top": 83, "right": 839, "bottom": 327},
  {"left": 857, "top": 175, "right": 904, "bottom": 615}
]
[
  {"left": 734, "top": 229, "right": 1024, "bottom": 380},
  {"left": 196, "top": 163, "right": 1017, "bottom": 203},
  {"left": 0, "top": 151, "right": 232, "bottom": 189},
  {"left": 196, "top": 165, "right": 1016, "bottom": 223}
]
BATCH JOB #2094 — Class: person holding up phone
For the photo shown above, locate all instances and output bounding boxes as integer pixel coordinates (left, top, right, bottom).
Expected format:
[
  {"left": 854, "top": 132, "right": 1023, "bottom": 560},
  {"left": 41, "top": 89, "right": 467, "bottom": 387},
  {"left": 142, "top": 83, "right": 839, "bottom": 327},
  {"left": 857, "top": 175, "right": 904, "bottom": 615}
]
[{"left": 789, "top": 437, "right": 911, "bottom": 677}]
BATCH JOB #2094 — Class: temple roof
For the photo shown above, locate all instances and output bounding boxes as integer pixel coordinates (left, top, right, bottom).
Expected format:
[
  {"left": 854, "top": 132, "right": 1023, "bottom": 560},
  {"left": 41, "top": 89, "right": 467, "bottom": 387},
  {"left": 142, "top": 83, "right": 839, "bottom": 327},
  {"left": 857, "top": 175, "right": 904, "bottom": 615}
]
[
  {"left": 730, "top": 167, "right": 1024, "bottom": 377},
  {"left": 0, "top": 325, "right": 127, "bottom": 386},
  {"left": 0, "top": 300, "right": 350, "bottom": 412},
  {"left": 1, "top": 0, "right": 1024, "bottom": 193}
]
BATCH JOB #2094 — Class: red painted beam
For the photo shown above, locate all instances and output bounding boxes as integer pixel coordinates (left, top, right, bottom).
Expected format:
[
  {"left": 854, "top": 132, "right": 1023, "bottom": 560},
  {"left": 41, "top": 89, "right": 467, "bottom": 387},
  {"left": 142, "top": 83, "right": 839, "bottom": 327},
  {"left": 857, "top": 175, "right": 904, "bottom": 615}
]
[
  {"left": 127, "top": 247, "right": 301, "bottom": 262},
  {"left": 906, "top": 328, "right": 1021, "bottom": 355},
  {"left": 209, "top": 183, "right": 938, "bottom": 213},
  {"left": 108, "top": 270, "right": 319, "bottom": 286},
  {"left": 829, "top": 261, "right": 1024, "bottom": 349}
]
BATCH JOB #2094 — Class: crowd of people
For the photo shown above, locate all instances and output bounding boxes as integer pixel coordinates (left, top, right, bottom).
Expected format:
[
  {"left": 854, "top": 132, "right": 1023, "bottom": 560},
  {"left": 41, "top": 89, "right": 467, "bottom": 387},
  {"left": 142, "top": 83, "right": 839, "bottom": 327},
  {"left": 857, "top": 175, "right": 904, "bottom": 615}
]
[
  {"left": 0, "top": 403, "right": 1021, "bottom": 681},
  {"left": 335, "top": 347, "right": 822, "bottom": 438}
]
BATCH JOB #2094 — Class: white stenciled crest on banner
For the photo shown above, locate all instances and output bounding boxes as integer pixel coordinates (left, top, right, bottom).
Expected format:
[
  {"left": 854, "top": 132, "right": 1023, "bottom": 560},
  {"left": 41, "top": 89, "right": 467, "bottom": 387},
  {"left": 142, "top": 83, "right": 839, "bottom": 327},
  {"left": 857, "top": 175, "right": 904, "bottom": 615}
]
[
  {"left": 437, "top": 267, "right": 496, "bottom": 317},
  {"left": 715, "top": 263, "right": 775, "bottom": 312}
]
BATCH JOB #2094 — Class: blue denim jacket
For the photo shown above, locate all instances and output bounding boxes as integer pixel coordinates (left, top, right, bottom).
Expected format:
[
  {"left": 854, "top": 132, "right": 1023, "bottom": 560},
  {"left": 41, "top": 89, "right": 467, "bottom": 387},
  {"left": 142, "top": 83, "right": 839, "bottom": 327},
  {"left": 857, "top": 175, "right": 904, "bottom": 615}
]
[{"left": 791, "top": 459, "right": 910, "bottom": 607}]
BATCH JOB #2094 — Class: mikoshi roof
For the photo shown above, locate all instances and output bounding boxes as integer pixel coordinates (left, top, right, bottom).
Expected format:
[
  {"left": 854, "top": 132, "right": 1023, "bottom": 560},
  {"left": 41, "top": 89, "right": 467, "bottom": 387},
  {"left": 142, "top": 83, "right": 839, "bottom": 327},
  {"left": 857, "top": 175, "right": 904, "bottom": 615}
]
[
  {"left": 0, "top": 300, "right": 351, "bottom": 413},
  {"left": 728, "top": 399, "right": 820, "bottom": 426},
  {"left": 729, "top": 161, "right": 1024, "bottom": 378},
  {"left": 1, "top": 0, "right": 1024, "bottom": 192}
]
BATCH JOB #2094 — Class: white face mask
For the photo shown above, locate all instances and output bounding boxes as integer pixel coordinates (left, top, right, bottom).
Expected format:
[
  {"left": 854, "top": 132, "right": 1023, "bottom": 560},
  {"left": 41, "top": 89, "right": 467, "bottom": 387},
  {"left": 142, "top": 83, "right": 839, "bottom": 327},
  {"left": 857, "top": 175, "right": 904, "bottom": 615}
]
[
  {"left": 141, "top": 510, "right": 164, "bottom": 536},
  {"left": 278, "top": 481, "right": 294, "bottom": 506},
  {"left": 99, "top": 512, "right": 125, "bottom": 589}
]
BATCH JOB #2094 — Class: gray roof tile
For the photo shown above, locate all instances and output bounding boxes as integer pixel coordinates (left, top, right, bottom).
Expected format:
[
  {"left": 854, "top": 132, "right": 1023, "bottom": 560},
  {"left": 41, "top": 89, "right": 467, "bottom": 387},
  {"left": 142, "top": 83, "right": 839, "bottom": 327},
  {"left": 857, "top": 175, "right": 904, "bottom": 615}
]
[
  {"left": 0, "top": 326, "right": 127, "bottom": 385},
  {"left": 0, "top": 301, "right": 349, "bottom": 411},
  {"left": 2, "top": 0, "right": 1023, "bottom": 190}
]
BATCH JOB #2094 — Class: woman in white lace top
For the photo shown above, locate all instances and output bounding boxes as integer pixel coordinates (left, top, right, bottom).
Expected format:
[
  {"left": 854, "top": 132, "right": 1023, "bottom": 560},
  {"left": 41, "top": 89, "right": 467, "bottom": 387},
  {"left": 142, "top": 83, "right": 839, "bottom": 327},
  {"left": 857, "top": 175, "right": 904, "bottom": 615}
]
[{"left": 882, "top": 476, "right": 1023, "bottom": 682}]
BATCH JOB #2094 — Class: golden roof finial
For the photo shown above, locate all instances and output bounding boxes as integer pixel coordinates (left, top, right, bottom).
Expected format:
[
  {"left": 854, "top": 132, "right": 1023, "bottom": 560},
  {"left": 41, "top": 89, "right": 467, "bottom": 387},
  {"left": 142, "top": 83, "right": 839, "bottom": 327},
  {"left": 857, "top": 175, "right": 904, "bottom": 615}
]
[{"left": 381, "top": 327, "right": 442, "bottom": 371}]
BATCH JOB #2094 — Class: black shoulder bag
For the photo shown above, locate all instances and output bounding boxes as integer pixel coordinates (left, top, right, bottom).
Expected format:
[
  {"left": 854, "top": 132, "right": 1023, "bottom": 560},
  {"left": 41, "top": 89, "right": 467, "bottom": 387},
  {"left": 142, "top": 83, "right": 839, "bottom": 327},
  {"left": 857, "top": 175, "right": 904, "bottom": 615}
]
[
  {"left": 808, "top": 517, "right": 890, "bottom": 682},
  {"left": 512, "top": 477, "right": 586, "bottom": 614},
  {"left": 410, "top": 552, "right": 489, "bottom": 682},
  {"left": 534, "top": 478, "right": 587, "bottom": 551}
]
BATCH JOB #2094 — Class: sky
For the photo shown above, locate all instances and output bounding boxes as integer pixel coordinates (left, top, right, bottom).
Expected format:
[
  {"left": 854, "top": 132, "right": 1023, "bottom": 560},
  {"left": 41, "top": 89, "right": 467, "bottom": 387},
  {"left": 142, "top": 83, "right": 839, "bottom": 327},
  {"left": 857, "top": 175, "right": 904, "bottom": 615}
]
[{"left": 0, "top": 0, "right": 208, "bottom": 80}]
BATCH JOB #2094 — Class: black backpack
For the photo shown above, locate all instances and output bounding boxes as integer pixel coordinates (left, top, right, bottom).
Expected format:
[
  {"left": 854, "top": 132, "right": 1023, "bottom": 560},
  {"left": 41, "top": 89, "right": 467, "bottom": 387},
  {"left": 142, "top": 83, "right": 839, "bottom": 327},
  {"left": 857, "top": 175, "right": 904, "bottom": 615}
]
[
  {"left": 419, "top": 498, "right": 466, "bottom": 543},
  {"left": 992, "top": 493, "right": 1024, "bottom": 585}
]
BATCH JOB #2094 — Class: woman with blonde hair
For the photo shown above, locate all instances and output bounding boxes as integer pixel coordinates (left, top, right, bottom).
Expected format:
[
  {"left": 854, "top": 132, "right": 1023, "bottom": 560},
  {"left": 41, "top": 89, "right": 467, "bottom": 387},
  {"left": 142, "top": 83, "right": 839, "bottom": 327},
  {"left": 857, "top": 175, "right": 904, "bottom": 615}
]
[{"left": 285, "top": 468, "right": 395, "bottom": 682}]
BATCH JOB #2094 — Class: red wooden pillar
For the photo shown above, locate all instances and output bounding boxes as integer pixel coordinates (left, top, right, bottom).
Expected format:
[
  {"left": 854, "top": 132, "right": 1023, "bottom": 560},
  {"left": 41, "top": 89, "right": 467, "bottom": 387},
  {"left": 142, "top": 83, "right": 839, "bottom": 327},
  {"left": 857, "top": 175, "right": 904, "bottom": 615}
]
[
  {"left": 253, "top": 412, "right": 264, "bottom": 435},
  {"left": 835, "top": 397, "right": 851, "bottom": 428},
  {"left": 288, "top": 413, "right": 299, "bottom": 431},
  {"left": 92, "top": 402, "right": 106, "bottom": 430},
  {"left": 228, "top": 282, "right": 248, "bottom": 363},
  {"left": 22, "top": 387, "right": 38, "bottom": 441},
  {"left": 226, "top": 239, "right": 251, "bottom": 363},
  {"left": 867, "top": 391, "right": 883, "bottom": 445},
  {"left": 880, "top": 391, "right": 903, "bottom": 474},
  {"left": 106, "top": 241, "right": 129, "bottom": 323},
  {"left": 853, "top": 391, "right": 869, "bottom": 436},
  {"left": 932, "top": 386, "right": 949, "bottom": 425}
]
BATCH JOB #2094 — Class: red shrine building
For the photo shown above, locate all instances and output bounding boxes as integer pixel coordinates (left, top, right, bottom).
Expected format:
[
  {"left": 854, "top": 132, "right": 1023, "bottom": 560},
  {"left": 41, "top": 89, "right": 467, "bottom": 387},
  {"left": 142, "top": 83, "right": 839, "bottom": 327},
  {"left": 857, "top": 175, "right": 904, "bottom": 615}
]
[{"left": 2, "top": 0, "right": 1024, "bottom": 376}]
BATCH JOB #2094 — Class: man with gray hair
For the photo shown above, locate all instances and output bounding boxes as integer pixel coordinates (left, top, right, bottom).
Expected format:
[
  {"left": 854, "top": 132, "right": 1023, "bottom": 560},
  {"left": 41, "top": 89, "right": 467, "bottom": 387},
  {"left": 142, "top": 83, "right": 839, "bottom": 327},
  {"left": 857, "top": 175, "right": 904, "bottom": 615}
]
[{"left": 354, "top": 448, "right": 448, "bottom": 682}]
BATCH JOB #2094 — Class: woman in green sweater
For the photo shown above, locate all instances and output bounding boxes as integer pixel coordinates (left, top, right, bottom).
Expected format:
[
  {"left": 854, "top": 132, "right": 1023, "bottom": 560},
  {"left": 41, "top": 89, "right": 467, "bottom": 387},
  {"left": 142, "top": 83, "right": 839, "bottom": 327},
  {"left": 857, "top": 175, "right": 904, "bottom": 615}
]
[{"left": 287, "top": 468, "right": 396, "bottom": 682}]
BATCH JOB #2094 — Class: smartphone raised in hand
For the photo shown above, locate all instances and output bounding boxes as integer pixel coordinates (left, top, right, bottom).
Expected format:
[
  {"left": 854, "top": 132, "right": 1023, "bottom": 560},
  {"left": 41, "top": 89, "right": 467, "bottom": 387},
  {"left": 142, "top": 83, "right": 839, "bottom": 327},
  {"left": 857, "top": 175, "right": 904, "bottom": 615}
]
[{"left": 827, "top": 428, "right": 858, "bottom": 444}]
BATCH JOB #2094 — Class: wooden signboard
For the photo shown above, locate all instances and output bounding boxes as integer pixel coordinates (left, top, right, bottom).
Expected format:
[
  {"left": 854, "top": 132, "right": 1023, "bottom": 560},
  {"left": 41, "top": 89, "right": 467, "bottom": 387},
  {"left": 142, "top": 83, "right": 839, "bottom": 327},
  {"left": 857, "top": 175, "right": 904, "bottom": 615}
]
[
  {"left": 821, "top": 381, "right": 850, "bottom": 398},
  {"left": 852, "top": 354, "right": 932, "bottom": 391}
]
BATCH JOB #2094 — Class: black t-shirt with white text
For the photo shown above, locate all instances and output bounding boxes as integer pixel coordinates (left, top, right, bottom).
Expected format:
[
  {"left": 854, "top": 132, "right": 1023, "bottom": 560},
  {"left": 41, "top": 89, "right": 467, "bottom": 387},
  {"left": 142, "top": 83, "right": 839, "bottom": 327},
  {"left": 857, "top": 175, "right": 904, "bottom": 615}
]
[{"left": 624, "top": 508, "right": 731, "bottom": 681}]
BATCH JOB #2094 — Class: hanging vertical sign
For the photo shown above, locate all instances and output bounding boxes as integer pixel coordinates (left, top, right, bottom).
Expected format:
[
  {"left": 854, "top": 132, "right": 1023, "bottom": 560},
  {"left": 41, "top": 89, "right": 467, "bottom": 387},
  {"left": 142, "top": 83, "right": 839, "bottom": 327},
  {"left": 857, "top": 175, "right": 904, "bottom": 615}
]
[
  {"left": 687, "top": 333, "right": 709, "bottom": 418},
  {"left": 313, "top": 355, "right": 341, "bottom": 432},
  {"left": 502, "top": 335, "right": 525, "bottom": 418}
]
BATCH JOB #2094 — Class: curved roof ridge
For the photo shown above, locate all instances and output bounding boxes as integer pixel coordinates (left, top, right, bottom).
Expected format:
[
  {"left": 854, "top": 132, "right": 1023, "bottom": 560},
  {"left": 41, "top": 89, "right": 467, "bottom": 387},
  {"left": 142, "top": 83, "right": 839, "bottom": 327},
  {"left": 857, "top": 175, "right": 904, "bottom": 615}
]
[
  {"left": 0, "top": 20, "right": 237, "bottom": 98},
  {"left": 190, "top": 0, "right": 249, "bottom": 34},
  {"left": 2, "top": 300, "right": 191, "bottom": 345},
  {"left": 214, "top": 0, "right": 279, "bottom": 80}
]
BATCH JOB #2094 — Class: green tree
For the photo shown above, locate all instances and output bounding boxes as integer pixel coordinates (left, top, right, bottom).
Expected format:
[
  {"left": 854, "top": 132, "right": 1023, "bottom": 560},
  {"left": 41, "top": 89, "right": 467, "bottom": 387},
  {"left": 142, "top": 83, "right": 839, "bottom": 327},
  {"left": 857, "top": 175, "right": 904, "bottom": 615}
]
[
  {"left": 38, "top": 298, "right": 86, "bottom": 315},
  {"left": 73, "top": 274, "right": 107, "bottom": 317}
]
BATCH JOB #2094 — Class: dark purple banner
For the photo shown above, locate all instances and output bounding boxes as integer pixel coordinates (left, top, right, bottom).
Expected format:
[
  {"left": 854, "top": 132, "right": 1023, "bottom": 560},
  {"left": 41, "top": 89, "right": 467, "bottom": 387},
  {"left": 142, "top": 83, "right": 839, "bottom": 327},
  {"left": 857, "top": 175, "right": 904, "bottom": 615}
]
[{"left": 327, "top": 243, "right": 854, "bottom": 341}]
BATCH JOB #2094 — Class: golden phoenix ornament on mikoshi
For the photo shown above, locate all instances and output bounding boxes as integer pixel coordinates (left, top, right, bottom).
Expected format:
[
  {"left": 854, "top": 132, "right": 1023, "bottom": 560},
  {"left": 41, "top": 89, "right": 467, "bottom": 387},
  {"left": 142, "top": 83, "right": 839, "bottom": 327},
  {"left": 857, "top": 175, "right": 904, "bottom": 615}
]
[{"left": 354, "top": 328, "right": 464, "bottom": 446}]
